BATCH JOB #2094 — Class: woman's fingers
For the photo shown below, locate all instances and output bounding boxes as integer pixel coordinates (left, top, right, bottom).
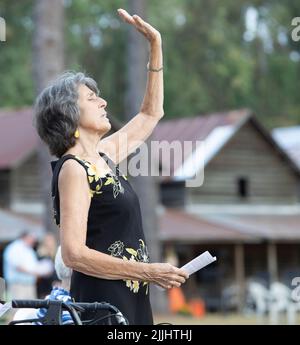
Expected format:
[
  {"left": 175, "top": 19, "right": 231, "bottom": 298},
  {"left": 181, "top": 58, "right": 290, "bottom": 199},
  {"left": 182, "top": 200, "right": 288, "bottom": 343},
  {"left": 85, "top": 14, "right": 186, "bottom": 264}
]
[
  {"left": 118, "top": 10, "right": 146, "bottom": 35},
  {"left": 133, "top": 15, "right": 157, "bottom": 34},
  {"left": 172, "top": 274, "right": 186, "bottom": 285},
  {"left": 133, "top": 15, "right": 160, "bottom": 41},
  {"left": 148, "top": 263, "right": 190, "bottom": 289},
  {"left": 176, "top": 268, "right": 190, "bottom": 280},
  {"left": 117, "top": 9, "right": 135, "bottom": 25},
  {"left": 117, "top": 9, "right": 161, "bottom": 43},
  {"left": 133, "top": 15, "right": 150, "bottom": 30},
  {"left": 161, "top": 273, "right": 187, "bottom": 288},
  {"left": 170, "top": 281, "right": 182, "bottom": 288}
]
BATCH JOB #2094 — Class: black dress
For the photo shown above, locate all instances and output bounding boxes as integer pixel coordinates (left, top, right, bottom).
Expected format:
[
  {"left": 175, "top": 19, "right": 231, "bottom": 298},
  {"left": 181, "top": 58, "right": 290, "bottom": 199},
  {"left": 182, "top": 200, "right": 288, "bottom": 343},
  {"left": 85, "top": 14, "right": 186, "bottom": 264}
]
[{"left": 51, "top": 152, "right": 153, "bottom": 325}]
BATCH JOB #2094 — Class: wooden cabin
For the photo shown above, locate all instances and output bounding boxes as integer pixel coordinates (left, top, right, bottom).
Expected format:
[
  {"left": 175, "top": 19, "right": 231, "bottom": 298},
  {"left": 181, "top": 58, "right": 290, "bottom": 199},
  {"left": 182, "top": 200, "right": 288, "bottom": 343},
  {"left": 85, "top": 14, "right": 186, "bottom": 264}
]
[{"left": 153, "top": 109, "right": 300, "bottom": 311}]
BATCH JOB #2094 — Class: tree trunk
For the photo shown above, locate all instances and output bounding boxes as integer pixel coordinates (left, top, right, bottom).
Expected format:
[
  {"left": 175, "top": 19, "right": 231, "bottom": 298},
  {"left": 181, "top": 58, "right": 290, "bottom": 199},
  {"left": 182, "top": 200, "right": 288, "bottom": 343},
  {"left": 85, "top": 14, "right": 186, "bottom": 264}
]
[
  {"left": 32, "top": 0, "right": 64, "bottom": 234},
  {"left": 126, "top": 0, "right": 166, "bottom": 314}
]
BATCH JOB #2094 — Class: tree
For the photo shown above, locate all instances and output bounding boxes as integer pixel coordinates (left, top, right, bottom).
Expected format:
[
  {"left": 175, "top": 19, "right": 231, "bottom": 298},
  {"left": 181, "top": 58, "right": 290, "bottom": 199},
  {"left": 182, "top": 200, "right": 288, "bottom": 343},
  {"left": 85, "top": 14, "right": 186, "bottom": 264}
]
[
  {"left": 32, "top": 0, "right": 65, "bottom": 234},
  {"left": 2, "top": 1, "right": 300, "bottom": 130},
  {"left": 125, "top": 0, "right": 166, "bottom": 313},
  {"left": 0, "top": 0, "right": 34, "bottom": 106}
]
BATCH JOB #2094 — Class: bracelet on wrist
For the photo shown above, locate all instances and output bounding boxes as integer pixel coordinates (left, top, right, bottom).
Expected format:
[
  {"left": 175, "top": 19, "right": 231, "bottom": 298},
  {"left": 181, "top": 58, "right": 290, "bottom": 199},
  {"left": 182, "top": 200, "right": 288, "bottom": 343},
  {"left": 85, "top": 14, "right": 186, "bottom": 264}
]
[{"left": 147, "top": 62, "right": 163, "bottom": 72}]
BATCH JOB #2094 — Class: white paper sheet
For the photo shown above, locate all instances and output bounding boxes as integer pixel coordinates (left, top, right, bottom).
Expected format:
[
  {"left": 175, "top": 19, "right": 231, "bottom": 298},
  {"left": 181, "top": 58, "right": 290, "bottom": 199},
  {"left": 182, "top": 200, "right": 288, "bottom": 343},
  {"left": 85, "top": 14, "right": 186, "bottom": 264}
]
[
  {"left": 181, "top": 251, "right": 217, "bottom": 275},
  {"left": 156, "top": 251, "right": 217, "bottom": 291},
  {"left": 0, "top": 302, "right": 12, "bottom": 318}
]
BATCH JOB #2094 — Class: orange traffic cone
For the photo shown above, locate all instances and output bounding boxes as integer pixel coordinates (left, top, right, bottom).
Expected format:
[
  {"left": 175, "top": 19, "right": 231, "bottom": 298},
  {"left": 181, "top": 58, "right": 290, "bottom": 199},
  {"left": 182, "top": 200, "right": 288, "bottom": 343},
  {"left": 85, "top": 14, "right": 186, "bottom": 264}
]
[
  {"left": 168, "top": 287, "right": 187, "bottom": 314},
  {"left": 187, "top": 298, "right": 205, "bottom": 318}
]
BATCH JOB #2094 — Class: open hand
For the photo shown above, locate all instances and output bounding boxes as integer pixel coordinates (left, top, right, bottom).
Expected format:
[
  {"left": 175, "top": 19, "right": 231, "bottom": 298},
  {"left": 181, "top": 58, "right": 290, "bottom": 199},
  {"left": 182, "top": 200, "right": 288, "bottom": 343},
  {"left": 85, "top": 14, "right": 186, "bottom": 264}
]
[{"left": 117, "top": 8, "right": 161, "bottom": 45}]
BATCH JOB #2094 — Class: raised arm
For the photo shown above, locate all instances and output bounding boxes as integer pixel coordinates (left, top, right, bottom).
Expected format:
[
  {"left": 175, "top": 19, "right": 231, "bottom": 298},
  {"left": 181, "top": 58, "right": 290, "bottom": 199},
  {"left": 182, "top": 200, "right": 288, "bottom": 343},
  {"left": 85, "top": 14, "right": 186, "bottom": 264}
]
[{"left": 98, "top": 9, "right": 164, "bottom": 164}]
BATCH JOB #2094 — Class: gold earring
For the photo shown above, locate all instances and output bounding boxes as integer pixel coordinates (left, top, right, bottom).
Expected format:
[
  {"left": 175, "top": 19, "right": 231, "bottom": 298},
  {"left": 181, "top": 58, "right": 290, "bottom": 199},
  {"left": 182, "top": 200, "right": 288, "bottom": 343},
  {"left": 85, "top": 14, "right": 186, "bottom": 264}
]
[{"left": 74, "top": 129, "right": 80, "bottom": 139}]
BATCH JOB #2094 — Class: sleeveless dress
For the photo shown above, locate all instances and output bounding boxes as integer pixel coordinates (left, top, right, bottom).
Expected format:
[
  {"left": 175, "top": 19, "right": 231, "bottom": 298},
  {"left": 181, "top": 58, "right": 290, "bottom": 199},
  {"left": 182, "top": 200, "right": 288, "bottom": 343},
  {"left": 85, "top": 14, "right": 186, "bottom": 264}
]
[{"left": 50, "top": 152, "right": 153, "bottom": 325}]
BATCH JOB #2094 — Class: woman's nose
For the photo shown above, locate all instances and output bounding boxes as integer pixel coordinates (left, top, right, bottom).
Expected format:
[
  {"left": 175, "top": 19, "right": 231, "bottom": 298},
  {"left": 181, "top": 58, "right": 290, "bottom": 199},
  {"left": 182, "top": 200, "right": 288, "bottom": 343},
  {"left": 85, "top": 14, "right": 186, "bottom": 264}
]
[{"left": 98, "top": 97, "right": 107, "bottom": 109}]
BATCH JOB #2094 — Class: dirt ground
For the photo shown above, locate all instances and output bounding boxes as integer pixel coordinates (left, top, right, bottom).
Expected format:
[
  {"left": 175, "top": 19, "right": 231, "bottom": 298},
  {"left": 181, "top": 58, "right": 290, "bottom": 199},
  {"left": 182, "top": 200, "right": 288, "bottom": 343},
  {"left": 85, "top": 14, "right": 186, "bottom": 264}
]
[{"left": 153, "top": 312, "right": 300, "bottom": 325}]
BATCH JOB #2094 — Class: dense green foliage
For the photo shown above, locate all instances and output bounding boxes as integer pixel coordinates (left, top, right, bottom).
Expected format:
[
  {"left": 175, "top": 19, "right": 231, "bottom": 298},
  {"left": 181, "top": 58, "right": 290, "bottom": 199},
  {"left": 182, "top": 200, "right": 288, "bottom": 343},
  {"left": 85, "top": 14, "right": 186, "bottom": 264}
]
[{"left": 0, "top": 0, "right": 300, "bottom": 127}]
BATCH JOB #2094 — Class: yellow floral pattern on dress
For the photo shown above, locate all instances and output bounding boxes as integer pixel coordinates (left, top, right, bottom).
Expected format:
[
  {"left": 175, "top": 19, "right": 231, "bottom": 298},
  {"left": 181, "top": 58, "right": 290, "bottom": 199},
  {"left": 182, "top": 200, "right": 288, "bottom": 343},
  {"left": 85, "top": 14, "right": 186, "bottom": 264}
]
[
  {"left": 108, "top": 239, "right": 150, "bottom": 294},
  {"left": 74, "top": 156, "right": 126, "bottom": 199},
  {"left": 104, "top": 176, "right": 124, "bottom": 198}
]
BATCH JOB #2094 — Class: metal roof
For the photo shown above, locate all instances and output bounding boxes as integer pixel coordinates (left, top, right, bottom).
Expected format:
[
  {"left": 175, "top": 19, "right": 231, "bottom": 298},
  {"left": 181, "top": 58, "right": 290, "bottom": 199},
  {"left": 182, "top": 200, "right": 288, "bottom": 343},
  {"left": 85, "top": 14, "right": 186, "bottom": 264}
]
[
  {"left": 152, "top": 109, "right": 300, "bottom": 180},
  {"left": 0, "top": 107, "right": 122, "bottom": 169},
  {"left": 0, "top": 108, "right": 39, "bottom": 169},
  {"left": 0, "top": 208, "right": 44, "bottom": 242},
  {"left": 273, "top": 126, "right": 300, "bottom": 169},
  {"left": 159, "top": 207, "right": 300, "bottom": 243}
]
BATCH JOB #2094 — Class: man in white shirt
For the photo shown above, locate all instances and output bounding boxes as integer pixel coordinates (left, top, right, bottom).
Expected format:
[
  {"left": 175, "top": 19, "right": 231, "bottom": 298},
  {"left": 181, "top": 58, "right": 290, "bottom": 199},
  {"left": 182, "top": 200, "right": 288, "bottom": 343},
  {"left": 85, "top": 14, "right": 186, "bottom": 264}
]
[{"left": 3, "top": 231, "right": 53, "bottom": 300}]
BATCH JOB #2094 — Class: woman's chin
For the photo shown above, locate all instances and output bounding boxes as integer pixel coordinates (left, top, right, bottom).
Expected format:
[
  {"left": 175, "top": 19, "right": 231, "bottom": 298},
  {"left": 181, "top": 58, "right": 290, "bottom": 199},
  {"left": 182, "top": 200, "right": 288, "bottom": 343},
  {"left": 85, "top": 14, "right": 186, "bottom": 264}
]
[
  {"left": 98, "top": 122, "right": 111, "bottom": 134},
  {"left": 105, "top": 121, "right": 112, "bottom": 131}
]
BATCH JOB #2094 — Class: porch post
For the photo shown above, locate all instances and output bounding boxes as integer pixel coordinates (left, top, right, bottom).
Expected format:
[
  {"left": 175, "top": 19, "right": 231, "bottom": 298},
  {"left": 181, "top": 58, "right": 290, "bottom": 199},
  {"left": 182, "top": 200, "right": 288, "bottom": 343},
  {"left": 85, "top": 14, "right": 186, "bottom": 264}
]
[
  {"left": 267, "top": 242, "right": 278, "bottom": 284},
  {"left": 234, "top": 243, "right": 245, "bottom": 312}
]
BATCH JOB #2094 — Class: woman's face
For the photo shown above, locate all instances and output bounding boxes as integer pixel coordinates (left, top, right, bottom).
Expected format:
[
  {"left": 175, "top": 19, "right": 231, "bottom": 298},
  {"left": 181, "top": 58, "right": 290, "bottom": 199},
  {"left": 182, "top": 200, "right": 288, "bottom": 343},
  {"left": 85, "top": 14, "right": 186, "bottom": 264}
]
[{"left": 77, "top": 84, "right": 111, "bottom": 134}]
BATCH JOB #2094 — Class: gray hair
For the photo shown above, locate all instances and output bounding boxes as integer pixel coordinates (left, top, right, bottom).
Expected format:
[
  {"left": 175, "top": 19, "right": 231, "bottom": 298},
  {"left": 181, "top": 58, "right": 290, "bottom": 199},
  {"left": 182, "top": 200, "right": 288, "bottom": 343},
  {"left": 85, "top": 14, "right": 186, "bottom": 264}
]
[{"left": 34, "top": 71, "right": 99, "bottom": 158}]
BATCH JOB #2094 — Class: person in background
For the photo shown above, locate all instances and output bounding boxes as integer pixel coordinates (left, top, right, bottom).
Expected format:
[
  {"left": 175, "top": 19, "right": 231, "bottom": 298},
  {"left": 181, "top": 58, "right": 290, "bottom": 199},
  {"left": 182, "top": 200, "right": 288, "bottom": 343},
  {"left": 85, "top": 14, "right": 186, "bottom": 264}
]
[
  {"left": 12, "top": 246, "right": 73, "bottom": 325},
  {"left": 3, "top": 231, "right": 54, "bottom": 300},
  {"left": 53, "top": 246, "right": 72, "bottom": 290},
  {"left": 36, "top": 232, "right": 58, "bottom": 298},
  {"left": 34, "top": 246, "right": 73, "bottom": 325}
]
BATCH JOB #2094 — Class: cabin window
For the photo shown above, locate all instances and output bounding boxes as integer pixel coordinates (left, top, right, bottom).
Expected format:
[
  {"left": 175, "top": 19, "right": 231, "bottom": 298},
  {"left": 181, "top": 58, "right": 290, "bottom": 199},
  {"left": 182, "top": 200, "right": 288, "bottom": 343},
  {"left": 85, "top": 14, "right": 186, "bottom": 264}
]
[
  {"left": 237, "top": 177, "right": 249, "bottom": 198},
  {"left": 0, "top": 170, "right": 10, "bottom": 207}
]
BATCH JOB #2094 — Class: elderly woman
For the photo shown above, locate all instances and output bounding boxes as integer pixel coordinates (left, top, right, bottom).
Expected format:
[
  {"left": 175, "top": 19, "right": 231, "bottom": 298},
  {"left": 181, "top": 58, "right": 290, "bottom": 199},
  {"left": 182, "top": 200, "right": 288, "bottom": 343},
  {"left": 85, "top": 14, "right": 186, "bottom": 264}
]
[{"left": 34, "top": 9, "right": 188, "bottom": 325}]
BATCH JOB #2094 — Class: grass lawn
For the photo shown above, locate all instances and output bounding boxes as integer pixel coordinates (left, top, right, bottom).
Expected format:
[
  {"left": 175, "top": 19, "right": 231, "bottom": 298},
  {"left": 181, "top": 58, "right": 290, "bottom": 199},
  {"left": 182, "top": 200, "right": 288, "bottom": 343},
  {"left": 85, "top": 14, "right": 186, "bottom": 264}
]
[{"left": 154, "top": 312, "right": 300, "bottom": 325}]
